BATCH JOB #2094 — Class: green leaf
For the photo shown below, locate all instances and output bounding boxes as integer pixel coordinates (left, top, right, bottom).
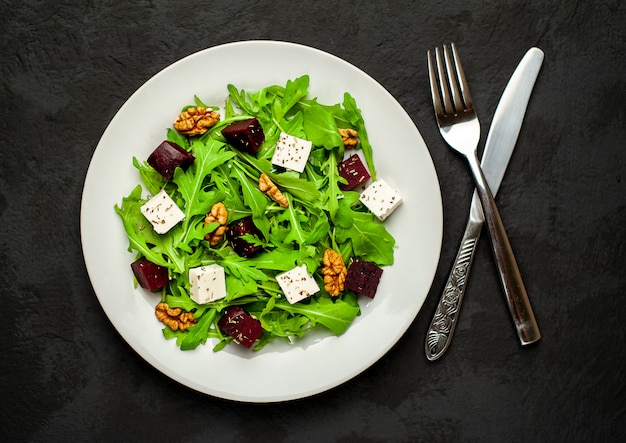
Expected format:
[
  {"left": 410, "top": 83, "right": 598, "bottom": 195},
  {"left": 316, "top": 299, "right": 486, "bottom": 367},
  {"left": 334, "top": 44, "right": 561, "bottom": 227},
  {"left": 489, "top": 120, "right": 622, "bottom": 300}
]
[
  {"left": 302, "top": 100, "right": 344, "bottom": 151},
  {"left": 226, "top": 84, "right": 258, "bottom": 115},
  {"left": 172, "top": 139, "right": 235, "bottom": 248},
  {"left": 234, "top": 152, "right": 323, "bottom": 203},
  {"left": 320, "top": 151, "right": 342, "bottom": 221},
  {"left": 132, "top": 157, "right": 166, "bottom": 196},
  {"left": 334, "top": 192, "right": 360, "bottom": 228},
  {"left": 258, "top": 297, "right": 312, "bottom": 338},
  {"left": 278, "top": 196, "right": 329, "bottom": 247},
  {"left": 229, "top": 161, "right": 268, "bottom": 220},
  {"left": 166, "top": 127, "right": 191, "bottom": 150},
  {"left": 272, "top": 294, "right": 360, "bottom": 336},
  {"left": 225, "top": 276, "right": 259, "bottom": 300},
  {"left": 179, "top": 308, "right": 217, "bottom": 351},
  {"left": 220, "top": 251, "right": 271, "bottom": 284},
  {"left": 335, "top": 211, "right": 396, "bottom": 266},
  {"left": 342, "top": 92, "right": 376, "bottom": 180},
  {"left": 114, "top": 185, "right": 187, "bottom": 273},
  {"left": 248, "top": 245, "right": 302, "bottom": 271},
  {"left": 274, "top": 75, "right": 310, "bottom": 122},
  {"left": 211, "top": 164, "right": 248, "bottom": 218}
]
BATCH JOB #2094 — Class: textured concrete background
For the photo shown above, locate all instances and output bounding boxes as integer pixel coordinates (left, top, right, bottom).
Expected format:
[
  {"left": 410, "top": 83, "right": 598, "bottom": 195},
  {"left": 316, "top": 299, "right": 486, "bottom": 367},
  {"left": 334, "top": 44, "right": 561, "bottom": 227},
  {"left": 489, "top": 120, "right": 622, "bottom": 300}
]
[{"left": 1, "top": 0, "right": 624, "bottom": 441}]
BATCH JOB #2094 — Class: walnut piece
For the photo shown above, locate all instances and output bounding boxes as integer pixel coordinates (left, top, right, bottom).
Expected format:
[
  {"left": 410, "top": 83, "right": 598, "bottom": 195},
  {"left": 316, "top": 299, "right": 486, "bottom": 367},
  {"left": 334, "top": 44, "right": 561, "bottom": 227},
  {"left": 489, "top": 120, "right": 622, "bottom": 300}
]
[
  {"left": 155, "top": 302, "right": 197, "bottom": 331},
  {"left": 259, "top": 173, "right": 289, "bottom": 208},
  {"left": 322, "top": 249, "right": 347, "bottom": 297},
  {"left": 204, "top": 202, "right": 228, "bottom": 246},
  {"left": 339, "top": 128, "right": 359, "bottom": 149},
  {"left": 173, "top": 106, "right": 220, "bottom": 136}
]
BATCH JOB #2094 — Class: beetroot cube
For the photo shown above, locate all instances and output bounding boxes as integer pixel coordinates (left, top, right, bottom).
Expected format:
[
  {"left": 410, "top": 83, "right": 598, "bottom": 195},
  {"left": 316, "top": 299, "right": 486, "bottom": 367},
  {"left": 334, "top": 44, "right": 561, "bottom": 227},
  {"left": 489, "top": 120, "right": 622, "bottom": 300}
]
[
  {"left": 218, "top": 306, "right": 263, "bottom": 348},
  {"left": 338, "top": 154, "right": 371, "bottom": 190},
  {"left": 227, "top": 217, "right": 263, "bottom": 257},
  {"left": 221, "top": 117, "right": 264, "bottom": 153},
  {"left": 147, "top": 140, "right": 195, "bottom": 180},
  {"left": 345, "top": 260, "right": 383, "bottom": 298},
  {"left": 131, "top": 257, "right": 169, "bottom": 291}
]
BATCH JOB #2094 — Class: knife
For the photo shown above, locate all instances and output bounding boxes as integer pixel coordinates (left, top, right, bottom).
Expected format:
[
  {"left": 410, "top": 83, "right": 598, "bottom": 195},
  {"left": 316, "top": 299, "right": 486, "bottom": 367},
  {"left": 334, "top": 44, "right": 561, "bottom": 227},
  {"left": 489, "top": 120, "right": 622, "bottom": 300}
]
[{"left": 425, "top": 47, "right": 544, "bottom": 361}]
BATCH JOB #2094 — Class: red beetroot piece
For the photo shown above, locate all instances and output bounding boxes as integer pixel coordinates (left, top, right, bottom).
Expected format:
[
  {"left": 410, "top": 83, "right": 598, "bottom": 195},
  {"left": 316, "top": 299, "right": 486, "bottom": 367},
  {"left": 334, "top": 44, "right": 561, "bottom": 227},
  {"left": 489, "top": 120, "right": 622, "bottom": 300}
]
[
  {"left": 345, "top": 259, "right": 383, "bottom": 299},
  {"left": 131, "top": 257, "right": 169, "bottom": 291},
  {"left": 338, "top": 154, "right": 371, "bottom": 190},
  {"left": 218, "top": 306, "right": 263, "bottom": 348},
  {"left": 221, "top": 117, "right": 264, "bottom": 154},
  {"left": 227, "top": 217, "right": 263, "bottom": 257},
  {"left": 147, "top": 140, "right": 195, "bottom": 180}
]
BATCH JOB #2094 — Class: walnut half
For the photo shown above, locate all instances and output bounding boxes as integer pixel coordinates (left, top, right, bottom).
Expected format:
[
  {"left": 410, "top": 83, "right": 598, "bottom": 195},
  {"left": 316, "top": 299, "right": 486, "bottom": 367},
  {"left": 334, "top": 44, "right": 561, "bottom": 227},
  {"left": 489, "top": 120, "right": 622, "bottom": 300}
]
[
  {"left": 155, "top": 302, "right": 197, "bottom": 331},
  {"left": 259, "top": 173, "right": 289, "bottom": 208},
  {"left": 339, "top": 128, "right": 359, "bottom": 149},
  {"left": 173, "top": 106, "right": 220, "bottom": 136},
  {"left": 204, "top": 202, "right": 229, "bottom": 246},
  {"left": 322, "top": 249, "right": 347, "bottom": 297}
]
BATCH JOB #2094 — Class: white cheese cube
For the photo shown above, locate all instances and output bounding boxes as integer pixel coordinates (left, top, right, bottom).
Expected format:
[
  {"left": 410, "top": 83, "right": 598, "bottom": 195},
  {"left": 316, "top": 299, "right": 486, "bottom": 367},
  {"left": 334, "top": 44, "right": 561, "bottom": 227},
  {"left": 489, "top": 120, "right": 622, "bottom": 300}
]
[
  {"left": 270, "top": 132, "right": 313, "bottom": 173},
  {"left": 189, "top": 264, "right": 227, "bottom": 304},
  {"left": 140, "top": 189, "right": 185, "bottom": 234},
  {"left": 359, "top": 179, "right": 402, "bottom": 221},
  {"left": 276, "top": 264, "right": 320, "bottom": 304}
]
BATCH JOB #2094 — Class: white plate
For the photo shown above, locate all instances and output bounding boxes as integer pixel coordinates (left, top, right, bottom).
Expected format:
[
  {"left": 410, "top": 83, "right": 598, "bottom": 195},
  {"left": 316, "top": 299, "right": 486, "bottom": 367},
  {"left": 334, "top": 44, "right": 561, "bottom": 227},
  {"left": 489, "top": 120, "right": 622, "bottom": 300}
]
[{"left": 80, "top": 40, "right": 443, "bottom": 402}]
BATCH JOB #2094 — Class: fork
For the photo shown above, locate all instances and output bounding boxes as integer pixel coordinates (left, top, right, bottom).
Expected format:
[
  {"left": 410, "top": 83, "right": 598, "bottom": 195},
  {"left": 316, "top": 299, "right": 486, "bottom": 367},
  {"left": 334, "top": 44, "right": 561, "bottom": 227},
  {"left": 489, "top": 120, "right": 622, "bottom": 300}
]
[{"left": 427, "top": 43, "right": 540, "bottom": 346}]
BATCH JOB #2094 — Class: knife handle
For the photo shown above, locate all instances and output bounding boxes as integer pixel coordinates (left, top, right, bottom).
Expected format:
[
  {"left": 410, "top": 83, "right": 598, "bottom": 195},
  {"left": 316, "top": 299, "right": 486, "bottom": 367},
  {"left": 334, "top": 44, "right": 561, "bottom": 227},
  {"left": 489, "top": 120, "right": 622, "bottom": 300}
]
[
  {"left": 425, "top": 210, "right": 482, "bottom": 361},
  {"left": 469, "top": 153, "right": 541, "bottom": 346}
]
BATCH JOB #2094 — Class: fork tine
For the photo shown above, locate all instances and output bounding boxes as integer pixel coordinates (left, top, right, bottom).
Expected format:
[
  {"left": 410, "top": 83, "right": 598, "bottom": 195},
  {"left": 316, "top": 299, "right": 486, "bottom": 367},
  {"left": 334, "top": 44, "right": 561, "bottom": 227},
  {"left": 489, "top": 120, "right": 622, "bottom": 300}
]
[
  {"left": 434, "top": 47, "right": 455, "bottom": 116},
  {"left": 450, "top": 42, "right": 474, "bottom": 110},
  {"left": 427, "top": 50, "right": 444, "bottom": 117},
  {"left": 443, "top": 44, "right": 464, "bottom": 114}
]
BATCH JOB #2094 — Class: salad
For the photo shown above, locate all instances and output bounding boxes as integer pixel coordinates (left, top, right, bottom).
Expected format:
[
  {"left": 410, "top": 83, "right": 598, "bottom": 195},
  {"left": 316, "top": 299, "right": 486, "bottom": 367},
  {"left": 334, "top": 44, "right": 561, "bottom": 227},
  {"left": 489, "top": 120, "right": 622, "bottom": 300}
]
[{"left": 114, "top": 75, "right": 402, "bottom": 352}]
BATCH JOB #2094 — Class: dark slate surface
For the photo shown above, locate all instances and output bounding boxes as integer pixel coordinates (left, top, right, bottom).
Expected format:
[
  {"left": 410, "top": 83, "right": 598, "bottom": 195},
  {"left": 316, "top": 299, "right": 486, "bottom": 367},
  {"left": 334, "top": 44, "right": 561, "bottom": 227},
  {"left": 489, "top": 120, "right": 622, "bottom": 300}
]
[{"left": 1, "top": 1, "right": 624, "bottom": 441}]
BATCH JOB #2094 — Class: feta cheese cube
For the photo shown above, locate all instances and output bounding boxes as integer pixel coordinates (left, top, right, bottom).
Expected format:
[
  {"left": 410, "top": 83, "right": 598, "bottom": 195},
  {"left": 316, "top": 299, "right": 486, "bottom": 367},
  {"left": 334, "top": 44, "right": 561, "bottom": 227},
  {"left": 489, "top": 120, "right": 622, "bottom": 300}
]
[
  {"left": 140, "top": 189, "right": 185, "bottom": 234},
  {"left": 276, "top": 264, "right": 320, "bottom": 304},
  {"left": 189, "top": 264, "right": 227, "bottom": 304},
  {"left": 270, "top": 132, "right": 313, "bottom": 173},
  {"left": 359, "top": 179, "right": 402, "bottom": 221}
]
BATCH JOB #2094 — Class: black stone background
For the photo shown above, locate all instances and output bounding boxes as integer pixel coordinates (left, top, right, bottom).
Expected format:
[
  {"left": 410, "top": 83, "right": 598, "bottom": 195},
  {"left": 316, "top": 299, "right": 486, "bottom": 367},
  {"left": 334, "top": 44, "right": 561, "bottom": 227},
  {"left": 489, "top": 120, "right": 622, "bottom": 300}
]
[{"left": 1, "top": 1, "right": 624, "bottom": 441}]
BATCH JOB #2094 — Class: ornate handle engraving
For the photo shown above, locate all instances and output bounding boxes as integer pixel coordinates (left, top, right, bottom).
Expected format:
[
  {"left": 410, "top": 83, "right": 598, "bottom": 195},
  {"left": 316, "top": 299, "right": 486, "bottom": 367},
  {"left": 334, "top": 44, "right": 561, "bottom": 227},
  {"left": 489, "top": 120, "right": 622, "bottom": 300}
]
[{"left": 425, "top": 219, "right": 482, "bottom": 361}]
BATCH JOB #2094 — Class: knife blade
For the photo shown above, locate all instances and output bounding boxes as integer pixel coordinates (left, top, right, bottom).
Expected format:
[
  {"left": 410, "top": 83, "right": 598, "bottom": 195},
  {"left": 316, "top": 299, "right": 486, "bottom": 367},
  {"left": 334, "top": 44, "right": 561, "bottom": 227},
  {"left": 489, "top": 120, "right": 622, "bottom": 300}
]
[{"left": 425, "top": 47, "right": 544, "bottom": 361}]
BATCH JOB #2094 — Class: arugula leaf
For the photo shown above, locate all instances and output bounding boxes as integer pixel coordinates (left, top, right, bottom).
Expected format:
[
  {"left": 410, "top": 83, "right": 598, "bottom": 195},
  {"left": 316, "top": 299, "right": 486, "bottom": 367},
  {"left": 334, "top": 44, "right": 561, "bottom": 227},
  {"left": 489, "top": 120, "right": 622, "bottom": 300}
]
[
  {"left": 272, "top": 294, "right": 360, "bottom": 336},
  {"left": 277, "top": 196, "right": 329, "bottom": 247},
  {"left": 319, "top": 150, "right": 342, "bottom": 221},
  {"left": 302, "top": 99, "right": 344, "bottom": 151},
  {"left": 274, "top": 75, "right": 309, "bottom": 123},
  {"left": 248, "top": 245, "right": 302, "bottom": 271},
  {"left": 219, "top": 251, "right": 271, "bottom": 284},
  {"left": 229, "top": 162, "right": 268, "bottom": 219},
  {"left": 132, "top": 157, "right": 166, "bottom": 196},
  {"left": 336, "top": 211, "right": 396, "bottom": 266},
  {"left": 173, "top": 139, "right": 235, "bottom": 220},
  {"left": 166, "top": 127, "right": 191, "bottom": 150},
  {"left": 226, "top": 84, "right": 259, "bottom": 115},
  {"left": 258, "top": 297, "right": 312, "bottom": 338},
  {"left": 211, "top": 164, "right": 248, "bottom": 218},
  {"left": 114, "top": 185, "right": 187, "bottom": 273},
  {"left": 334, "top": 191, "right": 359, "bottom": 228},
  {"left": 342, "top": 93, "right": 376, "bottom": 180},
  {"left": 234, "top": 151, "right": 323, "bottom": 203},
  {"left": 224, "top": 276, "right": 259, "bottom": 300},
  {"left": 171, "top": 308, "right": 218, "bottom": 351}
]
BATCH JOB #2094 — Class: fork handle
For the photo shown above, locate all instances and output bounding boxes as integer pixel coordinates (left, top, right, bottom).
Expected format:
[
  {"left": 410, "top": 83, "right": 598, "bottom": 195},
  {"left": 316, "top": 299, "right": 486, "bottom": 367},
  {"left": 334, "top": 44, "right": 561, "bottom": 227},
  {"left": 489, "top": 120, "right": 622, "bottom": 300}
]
[
  {"left": 425, "top": 207, "right": 482, "bottom": 360},
  {"left": 467, "top": 153, "right": 541, "bottom": 346}
]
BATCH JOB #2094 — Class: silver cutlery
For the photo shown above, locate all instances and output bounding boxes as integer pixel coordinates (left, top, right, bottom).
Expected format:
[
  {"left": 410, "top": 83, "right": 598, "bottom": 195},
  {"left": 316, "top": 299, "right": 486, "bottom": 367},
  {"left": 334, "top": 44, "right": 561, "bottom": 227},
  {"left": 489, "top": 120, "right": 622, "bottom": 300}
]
[
  {"left": 425, "top": 47, "right": 544, "bottom": 360},
  {"left": 427, "top": 43, "right": 541, "bottom": 352}
]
